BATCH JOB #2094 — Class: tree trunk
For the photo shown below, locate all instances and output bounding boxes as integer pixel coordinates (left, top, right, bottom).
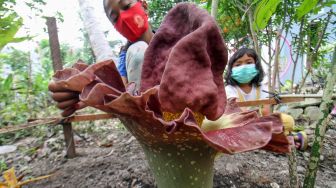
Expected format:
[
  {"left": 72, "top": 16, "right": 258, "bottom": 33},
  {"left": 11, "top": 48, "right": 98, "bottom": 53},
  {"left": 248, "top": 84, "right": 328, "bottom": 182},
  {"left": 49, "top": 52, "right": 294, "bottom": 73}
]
[
  {"left": 272, "top": 31, "right": 281, "bottom": 92},
  {"left": 211, "top": 0, "right": 219, "bottom": 18},
  {"left": 303, "top": 46, "right": 336, "bottom": 188},
  {"left": 78, "top": 0, "right": 114, "bottom": 62}
]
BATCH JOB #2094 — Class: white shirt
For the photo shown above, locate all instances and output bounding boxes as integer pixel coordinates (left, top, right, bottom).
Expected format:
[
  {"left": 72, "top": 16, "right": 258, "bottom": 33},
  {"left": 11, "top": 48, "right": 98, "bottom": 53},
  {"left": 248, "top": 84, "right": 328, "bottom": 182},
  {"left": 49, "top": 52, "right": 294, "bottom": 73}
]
[{"left": 225, "top": 84, "right": 269, "bottom": 101}]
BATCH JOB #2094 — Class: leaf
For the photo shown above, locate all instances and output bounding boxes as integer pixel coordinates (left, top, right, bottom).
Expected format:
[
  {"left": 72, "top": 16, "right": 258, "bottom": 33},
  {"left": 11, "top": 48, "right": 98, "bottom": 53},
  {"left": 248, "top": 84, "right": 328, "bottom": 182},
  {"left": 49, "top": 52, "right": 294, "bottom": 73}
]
[
  {"left": 296, "top": 0, "right": 319, "bottom": 19},
  {"left": 0, "top": 13, "right": 24, "bottom": 50},
  {"left": 18, "top": 174, "right": 54, "bottom": 186},
  {"left": 322, "top": 0, "right": 336, "bottom": 7},
  {"left": 253, "top": 0, "right": 281, "bottom": 31},
  {"left": 3, "top": 167, "right": 18, "bottom": 187},
  {"left": 3, "top": 74, "right": 13, "bottom": 92}
]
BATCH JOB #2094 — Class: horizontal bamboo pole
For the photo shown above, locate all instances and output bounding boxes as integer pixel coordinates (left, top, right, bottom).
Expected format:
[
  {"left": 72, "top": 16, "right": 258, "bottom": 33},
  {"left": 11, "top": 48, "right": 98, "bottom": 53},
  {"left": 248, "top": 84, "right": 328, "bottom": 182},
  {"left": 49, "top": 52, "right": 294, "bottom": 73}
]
[
  {"left": 0, "top": 113, "right": 115, "bottom": 134},
  {"left": 1, "top": 94, "right": 334, "bottom": 134}
]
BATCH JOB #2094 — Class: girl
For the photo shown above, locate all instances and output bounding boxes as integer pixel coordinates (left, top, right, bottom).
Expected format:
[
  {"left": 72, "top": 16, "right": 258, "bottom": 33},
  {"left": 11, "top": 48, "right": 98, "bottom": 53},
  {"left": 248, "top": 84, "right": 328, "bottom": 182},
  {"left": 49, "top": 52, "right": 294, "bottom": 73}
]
[
  {"left": 225, "top": 48, "right": 271, "bottom": 116},
  {"left": 224, "top": 48, "right": 307, "bottom": 150}
]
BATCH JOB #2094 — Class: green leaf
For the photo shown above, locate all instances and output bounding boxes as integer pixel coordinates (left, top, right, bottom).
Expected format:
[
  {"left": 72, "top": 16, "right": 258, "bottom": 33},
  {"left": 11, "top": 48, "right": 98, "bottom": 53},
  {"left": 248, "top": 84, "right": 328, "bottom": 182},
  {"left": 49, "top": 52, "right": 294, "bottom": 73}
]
[
  {"left": 296, "top": 0, "right": 319, "bottom": 20},
  {"left": 322, "top": 0, "right": 336, "bottom": 7},
  {"left": 0, "top": 13, "right": 25, "bottom": 50},
  {"left": 253, "top": 0, "right": 281, "bottom": 32},
  {"left": 3, "top": 74, "right": 13, "bottom": 92}
]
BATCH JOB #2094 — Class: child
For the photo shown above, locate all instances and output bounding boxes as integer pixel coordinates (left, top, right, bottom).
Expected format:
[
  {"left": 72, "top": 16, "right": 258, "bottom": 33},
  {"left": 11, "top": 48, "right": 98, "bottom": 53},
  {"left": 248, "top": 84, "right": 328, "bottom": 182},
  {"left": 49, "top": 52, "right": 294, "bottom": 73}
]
[
  {"left": 224, "top": 48, "right": 271, "bottom": 116},
  {"left": 224, "top": 48, "right": 307, "bottom": 150}
]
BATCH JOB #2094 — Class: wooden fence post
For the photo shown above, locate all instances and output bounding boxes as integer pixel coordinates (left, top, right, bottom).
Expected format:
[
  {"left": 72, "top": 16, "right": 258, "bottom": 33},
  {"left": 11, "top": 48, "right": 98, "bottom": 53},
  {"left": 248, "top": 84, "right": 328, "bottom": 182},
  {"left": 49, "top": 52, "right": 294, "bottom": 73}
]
[{"left": 46, "top": 17, "right": 76, "bottom": 158}]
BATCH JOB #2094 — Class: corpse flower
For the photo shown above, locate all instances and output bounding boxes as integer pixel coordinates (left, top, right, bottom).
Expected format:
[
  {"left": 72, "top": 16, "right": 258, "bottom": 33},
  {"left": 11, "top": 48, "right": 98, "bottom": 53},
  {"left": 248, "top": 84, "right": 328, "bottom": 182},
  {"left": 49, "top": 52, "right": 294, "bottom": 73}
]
[{"left": 51, "top": 3, "right": 291, "bottom": 188}]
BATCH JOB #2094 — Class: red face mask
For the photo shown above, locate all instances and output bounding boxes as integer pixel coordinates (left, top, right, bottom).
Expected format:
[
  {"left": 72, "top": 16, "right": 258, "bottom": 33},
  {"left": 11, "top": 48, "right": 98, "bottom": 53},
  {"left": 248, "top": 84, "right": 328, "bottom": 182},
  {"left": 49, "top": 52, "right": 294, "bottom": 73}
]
[{"left": 114, "top": 2, "right": 149, "bottom": 42}]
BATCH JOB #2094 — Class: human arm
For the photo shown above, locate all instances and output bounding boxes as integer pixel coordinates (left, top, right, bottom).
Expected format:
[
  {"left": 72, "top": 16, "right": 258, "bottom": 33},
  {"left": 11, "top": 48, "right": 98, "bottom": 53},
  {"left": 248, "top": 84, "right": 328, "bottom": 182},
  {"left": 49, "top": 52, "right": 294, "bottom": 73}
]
[
  {"left": 261, "top": 104, "right": 271, "bottom": 116},
  {"left": 117, "top": 49, "right": 128, "bottom": 86}
]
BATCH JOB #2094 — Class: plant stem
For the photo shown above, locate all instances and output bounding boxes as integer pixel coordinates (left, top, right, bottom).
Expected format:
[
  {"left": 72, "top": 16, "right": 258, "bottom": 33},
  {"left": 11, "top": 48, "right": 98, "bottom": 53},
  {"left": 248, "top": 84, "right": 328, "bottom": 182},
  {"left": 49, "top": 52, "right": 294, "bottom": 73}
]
[
  {"left": 247, "top": 0, "right": 260, "bottom": 55},
  {"left": 303, "top": 46, "right": 336, "bottom": 188},
  {"left": 287, "top": 146, "right": 298, "bottom": 188},
  {"left": 141, "top": 142, "right": 217, "bottom": 188}
]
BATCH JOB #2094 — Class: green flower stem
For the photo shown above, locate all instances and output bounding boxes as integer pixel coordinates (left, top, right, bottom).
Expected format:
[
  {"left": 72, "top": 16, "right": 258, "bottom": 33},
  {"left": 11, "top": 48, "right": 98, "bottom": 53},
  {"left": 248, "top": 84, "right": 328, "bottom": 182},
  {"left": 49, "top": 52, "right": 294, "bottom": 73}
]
[{"left": 141, "top": 142, "right": 217, "bottom": 188}]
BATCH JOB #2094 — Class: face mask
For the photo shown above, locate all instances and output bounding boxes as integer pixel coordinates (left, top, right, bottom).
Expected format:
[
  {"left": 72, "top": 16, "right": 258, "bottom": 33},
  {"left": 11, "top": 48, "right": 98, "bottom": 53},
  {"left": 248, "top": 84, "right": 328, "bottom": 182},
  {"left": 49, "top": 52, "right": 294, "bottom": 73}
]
[
  {"left": 231, "top": 64, "right": 259, "bottom": 84},
  {"left": 114, "top": 2, "right": 149, "bottom": 42}
]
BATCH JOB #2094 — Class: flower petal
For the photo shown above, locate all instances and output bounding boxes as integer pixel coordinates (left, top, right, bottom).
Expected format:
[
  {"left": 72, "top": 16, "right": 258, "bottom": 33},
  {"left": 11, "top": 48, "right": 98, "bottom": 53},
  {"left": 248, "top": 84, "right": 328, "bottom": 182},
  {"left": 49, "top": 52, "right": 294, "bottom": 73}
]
[
  {"left": 72, "top": 59, "right": 89, "bottom": 71},
  {"left": 52, "top": 60, "right": 123, "bottom": 92},
  {"left": 140, "top": 3, "right": 228, "bottom": 120}
]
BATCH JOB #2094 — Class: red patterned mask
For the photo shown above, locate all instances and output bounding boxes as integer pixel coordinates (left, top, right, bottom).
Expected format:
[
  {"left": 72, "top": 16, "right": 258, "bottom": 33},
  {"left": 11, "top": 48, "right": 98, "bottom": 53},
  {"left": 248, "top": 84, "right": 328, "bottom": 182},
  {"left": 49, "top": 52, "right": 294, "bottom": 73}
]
[{"left": 114, "top": 2, "right": 149, "bottom": 42}]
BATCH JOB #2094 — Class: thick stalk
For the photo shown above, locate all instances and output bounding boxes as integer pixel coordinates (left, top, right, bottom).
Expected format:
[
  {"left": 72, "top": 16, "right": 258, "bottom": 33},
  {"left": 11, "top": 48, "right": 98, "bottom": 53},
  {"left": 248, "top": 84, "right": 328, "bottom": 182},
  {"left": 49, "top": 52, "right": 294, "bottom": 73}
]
[
  {"left": 142, "top": 142, "right": 217, "bottom": 188},
  {"left": 303, "top": 46, "right": 336, "bottom": 187}
]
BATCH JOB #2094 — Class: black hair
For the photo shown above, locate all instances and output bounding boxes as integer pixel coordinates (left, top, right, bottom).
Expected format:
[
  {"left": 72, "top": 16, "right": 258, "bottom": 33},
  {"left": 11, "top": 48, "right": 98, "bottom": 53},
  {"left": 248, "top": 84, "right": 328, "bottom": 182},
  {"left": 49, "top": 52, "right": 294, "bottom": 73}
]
[{"left": 224, "top": 48, "right": 264, "bottom": 86}]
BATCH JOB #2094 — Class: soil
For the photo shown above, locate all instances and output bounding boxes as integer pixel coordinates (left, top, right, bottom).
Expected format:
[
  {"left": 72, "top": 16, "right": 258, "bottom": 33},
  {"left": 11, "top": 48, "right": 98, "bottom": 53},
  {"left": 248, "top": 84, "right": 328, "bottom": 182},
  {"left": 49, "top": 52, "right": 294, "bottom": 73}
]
[{"left": 1, "top": 119, "right": 336, "bottom": 188}]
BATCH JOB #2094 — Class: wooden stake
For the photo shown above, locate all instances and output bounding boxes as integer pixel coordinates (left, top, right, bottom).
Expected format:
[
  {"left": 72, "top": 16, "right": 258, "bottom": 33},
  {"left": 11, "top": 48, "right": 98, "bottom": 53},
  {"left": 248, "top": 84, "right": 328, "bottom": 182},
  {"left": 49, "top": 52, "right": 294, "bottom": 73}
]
[{"left": 46, "top": 17, "right": 76, "bottom": 158}]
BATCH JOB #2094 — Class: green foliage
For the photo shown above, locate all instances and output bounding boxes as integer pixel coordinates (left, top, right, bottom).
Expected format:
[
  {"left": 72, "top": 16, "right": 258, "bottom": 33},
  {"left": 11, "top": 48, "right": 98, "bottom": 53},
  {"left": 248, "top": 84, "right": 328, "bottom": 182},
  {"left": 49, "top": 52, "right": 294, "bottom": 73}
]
[
  {"left": 0, "top": 46, "right": 53, "bottom": 144},
  {"left": 148, "top": 0, "right": 186, "bottom": 29},
  {"left": 0, "top": 159, "right": 8, "bottom": 172},
  {"left": 38, "top": 39, "right": 89, "bottom": 67},
  {"left": 0, "top": 36, "right": 95, "bottom": 144},
  {"left": 280, "top": 80, "right": 292, "bottom": 93},
  {"left": 0, "top": 1, "right": 27, "bottom": 50},
  {"left": 21, "top": 147, "right": 38, "bottom": 156},
  {"left": 311, "top": 44, "right": 335, "bottom": 81},
  {"left": 253, "top": 0, "right": 281, "bottom": 31},
  {"left": 193, "top": 0, "right": 252, "bottom": 47},
  {"left": 295, "top": 0, "right": 319, "bottom": 19},
  {"left": 0, "top": 0, "right": 46, "bottom": 51}
]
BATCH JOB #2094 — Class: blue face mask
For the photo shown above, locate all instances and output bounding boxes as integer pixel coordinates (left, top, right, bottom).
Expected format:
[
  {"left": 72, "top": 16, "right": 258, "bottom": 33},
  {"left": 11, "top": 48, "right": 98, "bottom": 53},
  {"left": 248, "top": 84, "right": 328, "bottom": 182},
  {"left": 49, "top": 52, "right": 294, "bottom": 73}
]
[{"left": 231, "top": 64, "right": 259, "bottom": 84}]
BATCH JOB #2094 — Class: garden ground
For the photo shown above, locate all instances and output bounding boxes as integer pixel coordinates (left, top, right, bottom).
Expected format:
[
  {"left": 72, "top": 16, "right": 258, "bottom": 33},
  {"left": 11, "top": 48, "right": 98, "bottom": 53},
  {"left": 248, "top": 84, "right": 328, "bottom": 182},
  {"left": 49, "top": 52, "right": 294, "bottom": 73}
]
[{"left": 1, "top": 118, "right": 335, "bottom": 188}]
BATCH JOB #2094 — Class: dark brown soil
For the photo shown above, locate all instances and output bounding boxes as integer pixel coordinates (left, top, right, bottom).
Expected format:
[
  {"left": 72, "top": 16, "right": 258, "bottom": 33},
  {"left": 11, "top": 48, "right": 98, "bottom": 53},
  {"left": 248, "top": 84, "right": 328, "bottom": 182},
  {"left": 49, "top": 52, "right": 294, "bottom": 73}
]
[{"left": 2, "top": 119, "right": 336, "bottom": 188}]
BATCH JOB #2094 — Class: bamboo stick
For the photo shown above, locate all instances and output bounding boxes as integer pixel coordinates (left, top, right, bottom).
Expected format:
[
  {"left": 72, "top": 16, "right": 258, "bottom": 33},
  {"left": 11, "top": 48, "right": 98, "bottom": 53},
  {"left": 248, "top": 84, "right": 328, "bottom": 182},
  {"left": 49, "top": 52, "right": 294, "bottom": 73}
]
[{"left": 0, "top": 114, "right": 115, "bottom": 134}]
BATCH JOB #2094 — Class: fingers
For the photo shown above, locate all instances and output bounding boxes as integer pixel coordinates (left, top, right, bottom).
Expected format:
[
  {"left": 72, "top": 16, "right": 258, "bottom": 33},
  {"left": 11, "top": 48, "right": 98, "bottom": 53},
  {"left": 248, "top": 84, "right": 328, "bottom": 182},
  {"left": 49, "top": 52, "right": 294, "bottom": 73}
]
[
  {"left": 49, "top": 80, "right": 88, "bottom": 117},
  {"left": 52, "top": 92, "right": 79, "bottom": 102},
  {"left": 56, "top": 98, "right": 80, "bottom": 109},
  {"left": 61, "top": 106, "right": 77, "bottom": 117},
  {"left": 48, "top": 81, "right": 69, "bottom": 92},
  {"left": 60, "top": 102, "right": 87, "bottom": 117}
]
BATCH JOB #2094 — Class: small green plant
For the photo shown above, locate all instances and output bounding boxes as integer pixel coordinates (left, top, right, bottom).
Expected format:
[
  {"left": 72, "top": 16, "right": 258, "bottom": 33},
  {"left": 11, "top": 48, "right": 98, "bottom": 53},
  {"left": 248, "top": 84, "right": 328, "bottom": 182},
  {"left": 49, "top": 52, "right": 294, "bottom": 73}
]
[{"left": 0, "top": 159, "right": 8, "bottom": 173}]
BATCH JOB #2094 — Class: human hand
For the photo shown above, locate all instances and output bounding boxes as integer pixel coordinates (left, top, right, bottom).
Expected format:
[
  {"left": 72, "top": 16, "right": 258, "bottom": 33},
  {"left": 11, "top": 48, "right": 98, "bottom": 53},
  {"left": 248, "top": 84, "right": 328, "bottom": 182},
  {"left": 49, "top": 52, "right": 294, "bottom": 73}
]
[{"left": 48, "top": 80, "right": 87, "bottom": 117}]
